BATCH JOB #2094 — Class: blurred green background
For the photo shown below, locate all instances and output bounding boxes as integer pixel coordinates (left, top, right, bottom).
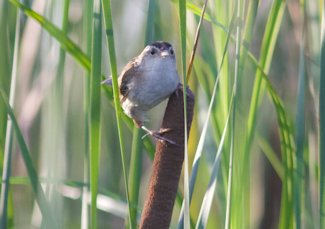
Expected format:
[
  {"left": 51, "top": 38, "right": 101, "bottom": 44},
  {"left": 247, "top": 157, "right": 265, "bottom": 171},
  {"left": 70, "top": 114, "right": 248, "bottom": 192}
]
[{"left": 0, "top": 0, "right": 323, "bottom": 228}]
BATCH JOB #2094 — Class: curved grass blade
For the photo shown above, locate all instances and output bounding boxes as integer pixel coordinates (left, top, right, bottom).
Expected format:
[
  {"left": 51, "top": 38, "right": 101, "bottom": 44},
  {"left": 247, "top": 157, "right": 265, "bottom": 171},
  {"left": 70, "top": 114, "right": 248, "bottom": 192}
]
[
  {"left": 9, "top": 0, "right": 90, "bottom": 70},
  {"left": 101, "top": 0, "right": 133, "bottom": 226},
  {"left": 0, "top": 90, "right": 57, "bottom": 229},
  {"left": 89, "top": 0, "right": 102, "bottom": 228},
  {"left": 248, "top": 52, "right": 295, "bottom": 229}
]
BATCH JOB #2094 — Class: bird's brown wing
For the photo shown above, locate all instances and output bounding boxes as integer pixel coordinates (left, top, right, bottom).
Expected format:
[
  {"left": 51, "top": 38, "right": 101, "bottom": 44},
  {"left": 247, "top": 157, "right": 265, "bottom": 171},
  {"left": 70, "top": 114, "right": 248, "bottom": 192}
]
[{"left": 119, "top": 59, "right": 139, "bottom": 103}]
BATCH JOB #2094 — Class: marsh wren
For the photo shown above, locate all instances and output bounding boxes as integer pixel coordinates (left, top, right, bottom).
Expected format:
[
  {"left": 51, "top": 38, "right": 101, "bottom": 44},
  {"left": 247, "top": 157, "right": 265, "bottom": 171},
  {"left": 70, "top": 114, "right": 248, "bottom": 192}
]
[{"left": 102, "top": 41, "right": 180, "bottom": 143}]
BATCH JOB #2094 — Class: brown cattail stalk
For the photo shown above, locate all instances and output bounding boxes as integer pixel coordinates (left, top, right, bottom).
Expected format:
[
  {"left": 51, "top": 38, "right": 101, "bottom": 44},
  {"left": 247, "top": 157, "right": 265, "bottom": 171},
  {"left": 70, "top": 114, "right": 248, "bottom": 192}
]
[{"left": 139, "top": 87, "right": 195, "bottom": 229}]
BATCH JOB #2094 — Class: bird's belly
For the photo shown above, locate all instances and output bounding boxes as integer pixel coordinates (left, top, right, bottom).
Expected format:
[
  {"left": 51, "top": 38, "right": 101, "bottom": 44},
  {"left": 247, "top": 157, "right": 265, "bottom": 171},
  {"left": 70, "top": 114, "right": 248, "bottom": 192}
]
[{"left": 133, "top": 72, "right": 179, "bottom": 110}]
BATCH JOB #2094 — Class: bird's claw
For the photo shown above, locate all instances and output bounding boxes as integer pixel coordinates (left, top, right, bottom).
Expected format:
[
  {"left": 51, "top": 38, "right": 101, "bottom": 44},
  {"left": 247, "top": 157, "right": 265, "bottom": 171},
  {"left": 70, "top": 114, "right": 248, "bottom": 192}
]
[{"left": 141, "top": 126, "right": 180, "bottom": 146}]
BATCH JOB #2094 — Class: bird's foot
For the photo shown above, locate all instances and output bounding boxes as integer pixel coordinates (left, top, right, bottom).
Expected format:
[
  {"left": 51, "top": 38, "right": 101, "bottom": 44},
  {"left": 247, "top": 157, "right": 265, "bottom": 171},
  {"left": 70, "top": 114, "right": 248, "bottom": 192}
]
[{"left": 141, "top": 126, "right": 179, "bottom": 146}]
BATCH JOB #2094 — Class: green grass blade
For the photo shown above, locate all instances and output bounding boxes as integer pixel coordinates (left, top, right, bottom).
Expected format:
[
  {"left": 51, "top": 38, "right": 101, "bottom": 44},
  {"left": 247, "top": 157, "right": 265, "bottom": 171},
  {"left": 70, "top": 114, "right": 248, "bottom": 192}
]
[
  {"left": 0, "top": 90, "right": 57, "bottom": 229},
  {"left": 81, "top": 0, "right": 93, "bottom": 228},
  {"left": 89, "top": 0, "right": 102, "bottom": 228},
  {"left": 101, "top": 0, "right": 132, "bottom": 227},
  {"left": 9, "top": 0, "right": 90, "bottom": 70},
  {"left": 225, "top": 2, "right": 241, "bottom": 228},
  {"left": 178, "top": 0, "right": 189, "bottom": 228},
  {"left": 319, "top": 2, "right": 325, "bottom": 227},
  {"left": 127, "top": 126, "right": 143, "bottom": 228}
]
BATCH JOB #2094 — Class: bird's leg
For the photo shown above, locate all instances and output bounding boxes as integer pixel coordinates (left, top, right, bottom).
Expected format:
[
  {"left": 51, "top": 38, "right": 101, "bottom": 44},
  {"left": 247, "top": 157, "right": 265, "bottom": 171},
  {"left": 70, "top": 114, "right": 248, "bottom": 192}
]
[
  {"left": 133, "top": 115, "right": 179, "bottom": 145},
  {"left": 141, "top": 126, "right": 178, "bottom": 145}
]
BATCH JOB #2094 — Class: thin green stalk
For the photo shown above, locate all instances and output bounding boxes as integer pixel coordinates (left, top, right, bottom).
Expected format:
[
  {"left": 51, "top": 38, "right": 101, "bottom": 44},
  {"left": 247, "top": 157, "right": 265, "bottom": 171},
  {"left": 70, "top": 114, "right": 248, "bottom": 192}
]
[
  {"left": 225, "top": 1, "right": 241, "bottom": 228},
  {"left": 127, "top": 127, "right": 143, "bottom": 228},
  {"left": 178, "top": 0, "right": 189, "bottom": 228},
  {"left": 101, "top": 0, "right": 132, "bottom": 227},
  {"left": 319, "top": 1, "right": 325, "bottom": 227},
  {"left": 89, "top": 0, "right": 102, "bottom": 228},
  {"left": 0, "top": 6, "right": 20, "bottom": 228},
  {"left": 81, "top": 0, "right": 92, "bottom": 228}
]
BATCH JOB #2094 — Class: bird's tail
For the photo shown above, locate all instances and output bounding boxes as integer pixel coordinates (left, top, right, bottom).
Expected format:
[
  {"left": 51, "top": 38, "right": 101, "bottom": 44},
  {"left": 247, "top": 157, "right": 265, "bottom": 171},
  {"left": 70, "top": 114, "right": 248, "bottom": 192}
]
[{"left": 101, "top": 77, "right": 112, "bottom": 85}]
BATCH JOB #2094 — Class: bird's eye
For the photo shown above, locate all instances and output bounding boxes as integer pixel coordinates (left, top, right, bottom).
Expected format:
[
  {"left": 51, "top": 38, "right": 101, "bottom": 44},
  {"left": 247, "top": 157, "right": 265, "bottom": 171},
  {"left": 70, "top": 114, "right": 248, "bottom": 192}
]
[
  {"left": 150, "top": 49, "right": 156, "bottom": 55},
  {"left": 170, "top": 49, "right": 174, "bottom": 55}
]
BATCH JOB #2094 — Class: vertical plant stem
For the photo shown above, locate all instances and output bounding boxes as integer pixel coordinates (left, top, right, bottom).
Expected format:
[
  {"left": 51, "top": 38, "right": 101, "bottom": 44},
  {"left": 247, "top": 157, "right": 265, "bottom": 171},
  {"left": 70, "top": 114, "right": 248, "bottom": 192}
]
[
  {"left": 319, "top": 1, "right": 325, "bottom": 227},
  {"left": 101, "top": 0, "right": 132, "bottom": 226},
  {"left": 127, "top": 126, "right": 143, "bottom": 228},
  {"left": 82, "top": 0, "right": 93, "bottom": 228},
  {"left": 89, "top": 0, "right": 102, "bottom": 228},
  {"left": 178, "top": 0, "right": 189, "bottom": 228},
  {"left": 225, "top": 1, "right": 241, "bottom": 228}
]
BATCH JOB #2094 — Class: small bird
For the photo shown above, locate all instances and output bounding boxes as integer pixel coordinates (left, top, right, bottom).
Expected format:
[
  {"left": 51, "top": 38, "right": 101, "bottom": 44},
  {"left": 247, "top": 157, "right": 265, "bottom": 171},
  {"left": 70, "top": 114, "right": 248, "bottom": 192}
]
[{"left": 102, "top": 41, "right": 180, "bottom": 143}]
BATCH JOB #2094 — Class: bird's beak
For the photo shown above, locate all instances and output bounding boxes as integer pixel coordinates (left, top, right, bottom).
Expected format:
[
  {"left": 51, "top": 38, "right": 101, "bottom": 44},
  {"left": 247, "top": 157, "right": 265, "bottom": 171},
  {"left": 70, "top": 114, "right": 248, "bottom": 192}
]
[{"left": 161, "top": 50, "right": 169, "bottom": 57}]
